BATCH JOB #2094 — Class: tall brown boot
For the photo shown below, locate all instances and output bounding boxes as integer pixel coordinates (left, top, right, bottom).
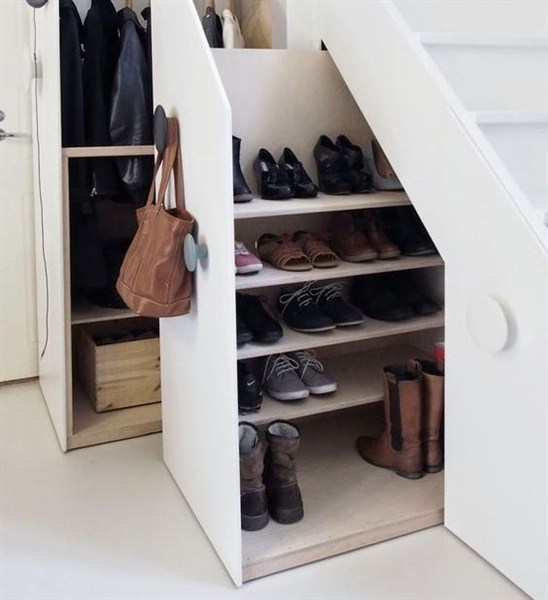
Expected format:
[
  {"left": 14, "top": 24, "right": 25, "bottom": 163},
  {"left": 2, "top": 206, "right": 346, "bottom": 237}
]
[
  {"left": 239, "top": 422, "right": 269, "bottom": 531},
  {"left": 412, "top": 359, "right": 444, "bottom": 473},
  {"left": 264, "top": 420, "right": 304, "bottom": 524},
  {"left": 356, "top": 364, "right": 423, "bottom": 479}
]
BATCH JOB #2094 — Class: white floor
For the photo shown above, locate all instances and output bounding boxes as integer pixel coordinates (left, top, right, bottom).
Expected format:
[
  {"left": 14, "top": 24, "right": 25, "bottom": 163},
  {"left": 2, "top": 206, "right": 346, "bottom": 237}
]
[{"left": 1, "top": 382, "right": 528, "bottom": 600}]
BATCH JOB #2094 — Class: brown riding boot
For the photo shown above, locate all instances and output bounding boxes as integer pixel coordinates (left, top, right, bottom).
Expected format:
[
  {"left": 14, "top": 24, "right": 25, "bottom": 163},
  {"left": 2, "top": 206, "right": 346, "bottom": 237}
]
[
  {"left": 239, "top": 422, "right": 269, "bottom": 531},
  {"left": 356, "top": 364, "right": 423, "bottom": 479},
  {"left": 264, "top": 420, "right": 304, "bottom": 524},
  {"left": 412, "top": 359, "right": 444, "bottom": 473}
]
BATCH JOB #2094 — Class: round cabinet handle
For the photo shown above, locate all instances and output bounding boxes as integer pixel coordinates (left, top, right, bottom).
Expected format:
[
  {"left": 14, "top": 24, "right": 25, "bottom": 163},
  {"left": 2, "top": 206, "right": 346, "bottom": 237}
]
[
  {"left": 466, "top": 295, "right": 510, "bottom": 353},
  {"left": 184, "top": 234, "right": 208, "bottom": 272}
]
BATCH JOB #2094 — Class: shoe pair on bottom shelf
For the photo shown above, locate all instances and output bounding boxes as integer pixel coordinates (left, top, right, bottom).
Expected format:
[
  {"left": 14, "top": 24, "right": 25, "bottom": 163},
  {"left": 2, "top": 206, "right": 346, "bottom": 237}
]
[
  {"left": 356, "top": 359, "right": 444, "bottom": 479},
  {"left": 240, "top": 420, "right": 304, "bottom": 531}
]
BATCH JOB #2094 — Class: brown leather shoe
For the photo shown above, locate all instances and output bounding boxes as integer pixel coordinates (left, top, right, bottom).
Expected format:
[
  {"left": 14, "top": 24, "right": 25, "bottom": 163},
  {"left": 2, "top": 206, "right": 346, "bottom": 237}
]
[
  {"left": 356, "top": 363, "right": 423, "bottom": 479},
  {"left": 359, "top": 211, "right": 400, "bottom": 259},
  {"left": 412, "top": 359, "right": 444, "bottom": 473},
  {"left": 264, "top": 421, "right": 304, "bottom": 524},
  {"left": 329, "top": 211, "right": 378, "bottom": 262},
  {"left": 239, "top": 423, "right": 269, "bottom": 531}
]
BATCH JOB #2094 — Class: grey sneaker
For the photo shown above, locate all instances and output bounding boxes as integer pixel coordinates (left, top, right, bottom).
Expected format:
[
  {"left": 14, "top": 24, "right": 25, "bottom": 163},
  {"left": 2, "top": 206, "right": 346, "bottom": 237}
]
[
  {"left": 263, "top": 354, "right": 309, "bottom": 401},
  {"left": 290, "top": 350, "right": 337, "bottom": 395}
]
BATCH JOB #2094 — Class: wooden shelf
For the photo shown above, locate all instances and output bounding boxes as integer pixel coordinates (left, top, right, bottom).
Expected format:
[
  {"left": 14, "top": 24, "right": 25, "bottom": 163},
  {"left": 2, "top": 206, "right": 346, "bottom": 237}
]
[
  {"left": 69, "top": 382, "right": 161, "bottom": 450},
  {"left": 234, "top": 191, "right": 410, "bottom": 220},
  {"left": 71, "top": 301, "right": 140, "bottom": 325},
  {"left": 62, "top": 145, "right": 155, "bottom": 158},
  {"left": 242, "top": 345, "right": 425, "bottom": 426},
  {"left": 242, "top": 406, "right": 444, "bottom": 581},
  {"left": 236, "top": 255, "right": 443, "bottom": 291},
  {"left": 237, "top": 311, "right": 444, "bottom": 360}
]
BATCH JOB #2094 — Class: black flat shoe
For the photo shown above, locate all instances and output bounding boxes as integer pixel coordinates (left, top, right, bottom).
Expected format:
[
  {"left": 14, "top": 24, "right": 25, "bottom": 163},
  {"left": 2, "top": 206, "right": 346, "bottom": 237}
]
[
  {"left": 254, "top": 149, "right": 293, "bottom": 200},
  {"left": 278, "top": 148, "right": 318, "bottom": 198},
  {"left": 313, "top": 135, "right": 353, "bottom": 195},
  {"left": 232, "top": 136, "right": 253, "bottom": 203},
  {"left": 236, "top": 293, "right": 284, "bottom": 343},
  {"left": 382, "top": 206, "right": 437, "bottom": 256},
  {"left": 351, "top": 273, "right": 414, "bottom": 322},
  {"left": 336, "top": 135, "right": 373, "bottom": 194}
]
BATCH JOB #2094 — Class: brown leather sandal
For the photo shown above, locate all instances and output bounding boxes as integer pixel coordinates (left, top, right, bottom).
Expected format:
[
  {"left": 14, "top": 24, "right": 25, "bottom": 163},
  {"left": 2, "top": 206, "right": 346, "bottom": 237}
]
[
  {"left": 293, "top": 231, "right": 339, "bottom": 268},
  {"left": 257, "top": 233, "right": 313, "bottom": 271}
]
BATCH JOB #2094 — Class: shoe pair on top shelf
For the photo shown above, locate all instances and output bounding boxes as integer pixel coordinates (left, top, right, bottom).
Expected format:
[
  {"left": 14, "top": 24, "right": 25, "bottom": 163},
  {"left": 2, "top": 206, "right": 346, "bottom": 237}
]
[
  {"left": 258, "top": 232, "right": 339, "bottom": 272},
  {"left": 239, "top": 420, "right": 303, "bottom": 530},
  {"left": 351, "top": 271, "right": 441, "bottom": 322},
  {"left": 238, "top": 350, "right": 337, "bottom": 413},
  {"left": 254, "top": 148, "right": 318, "bottom": 200},
  {"left": 279, "top": 282, "right": 363, "bottom": 333}
]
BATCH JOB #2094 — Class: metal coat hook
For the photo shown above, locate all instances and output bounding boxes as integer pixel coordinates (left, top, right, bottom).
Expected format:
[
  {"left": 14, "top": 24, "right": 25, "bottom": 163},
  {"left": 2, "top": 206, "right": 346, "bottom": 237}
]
[
  {"left": 184, "top": 235, "right": 208, "bottom": 272},
  {"left": 153, "top": 105, "right": 168, "bottom": 156}
]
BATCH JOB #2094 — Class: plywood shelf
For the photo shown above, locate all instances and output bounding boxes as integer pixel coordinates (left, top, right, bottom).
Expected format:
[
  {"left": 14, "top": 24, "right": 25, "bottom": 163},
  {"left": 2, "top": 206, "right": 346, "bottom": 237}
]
[
  {"left": 242, "top": 406, "right": 444, "bottom": 581},
  {"left": 71, "top": 301, "right": 140, "bottom": 325},
  {"left": 62, "top": 145, "right": 155, "bottom": 158},
  {"left": 234, "top": 191, "right": 410, "bottom": 220},
  {"left": 237, "top": 312, "right": 444, "bottom": 360},
  {"left": 236, "top": 255, "right": 443, "bottom": 291},
  {"left": 242, "top": 345, "right": 425, "bottom": 426},
  {"left": 69, "top": 382, "right": 161, "bottom": 450}
]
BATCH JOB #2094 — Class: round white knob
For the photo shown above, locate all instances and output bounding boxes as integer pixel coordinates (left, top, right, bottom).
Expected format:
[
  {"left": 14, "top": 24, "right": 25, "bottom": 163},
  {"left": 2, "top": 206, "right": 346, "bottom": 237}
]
[{"left": 466, "top": 295, "right": 510, "bottom": 353}]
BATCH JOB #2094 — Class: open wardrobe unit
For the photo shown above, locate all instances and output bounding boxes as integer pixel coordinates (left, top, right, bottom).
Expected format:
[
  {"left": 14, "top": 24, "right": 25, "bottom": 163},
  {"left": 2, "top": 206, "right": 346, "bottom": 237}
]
[{"left": 31, "top": 0, "right": 547, "bottom": 596}]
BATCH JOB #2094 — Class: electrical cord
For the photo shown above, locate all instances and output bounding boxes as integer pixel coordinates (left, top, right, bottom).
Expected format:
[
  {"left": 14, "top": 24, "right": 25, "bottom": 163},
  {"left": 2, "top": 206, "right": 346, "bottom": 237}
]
[{"left": 33, "top": 7, "right": 50, "bottom": 359}]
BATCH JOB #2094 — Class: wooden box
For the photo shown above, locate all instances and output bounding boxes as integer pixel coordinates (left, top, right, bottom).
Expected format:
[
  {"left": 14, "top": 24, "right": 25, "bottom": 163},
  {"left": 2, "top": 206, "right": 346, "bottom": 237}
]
[{"left": 74, "top": 319, "right": 161, "bottom": 413}]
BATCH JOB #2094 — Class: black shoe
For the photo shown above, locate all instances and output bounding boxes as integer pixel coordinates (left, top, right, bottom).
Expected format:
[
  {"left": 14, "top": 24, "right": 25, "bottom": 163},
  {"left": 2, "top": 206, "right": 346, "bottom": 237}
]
[
  {"left": 237, "top": 313, "right": 254, "bottom": 346},
  {"left": 236, "top": 293, "right": 284, "bottom": 343},
  {"left": 254, "top": 149, "right": 293, "bottom": 200},
  {"left": 313, "top": 135, "right": 353, "bottom": 195},
  {"left": 233, "top": 136, "right": 254, "bottom": 203},
  {"left": 278, "top": 283, "right": 336, "bottom": 332},
  {"left": 351, "top": 273, "right": 414, "bottom": 322},
  {"left": 310, "top": 282, "right": 364, "bottom": 326},
  {"left": 388, "top": 271, "right": 441, "bottom": 316},
  {"left": 336, "top": 135, "right": 373, "bottom": 194},
  {"left": 382, "top": 206, "right": 437, "bottom": 256},
  {"left": 278, "top": 148, "right": 318, "bottom": 198},
  {"left": 238, "top": 362, "right": 263, "bottom": 414}
]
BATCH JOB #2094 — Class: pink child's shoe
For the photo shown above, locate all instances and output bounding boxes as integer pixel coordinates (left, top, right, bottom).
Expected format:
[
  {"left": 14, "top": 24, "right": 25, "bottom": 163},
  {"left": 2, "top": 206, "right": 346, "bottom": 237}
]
[{"left": 235, "top": 241, "right": 263, "bottom": 275}]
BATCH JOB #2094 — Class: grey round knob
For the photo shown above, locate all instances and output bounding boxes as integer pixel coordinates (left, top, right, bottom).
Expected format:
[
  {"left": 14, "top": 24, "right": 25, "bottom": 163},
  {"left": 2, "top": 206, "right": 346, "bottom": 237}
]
[{"left": 184, "top": 234, "right": 208, "bottom": 272}]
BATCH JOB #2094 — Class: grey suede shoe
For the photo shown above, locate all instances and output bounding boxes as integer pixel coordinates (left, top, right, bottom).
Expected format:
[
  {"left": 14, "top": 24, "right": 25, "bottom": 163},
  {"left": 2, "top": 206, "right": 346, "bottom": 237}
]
[
  {"left": 289, "top": 350, "right": 337, "bottom": 395},
  {"left": 263, "top": 354, "right": 309, "bottom": 401}
]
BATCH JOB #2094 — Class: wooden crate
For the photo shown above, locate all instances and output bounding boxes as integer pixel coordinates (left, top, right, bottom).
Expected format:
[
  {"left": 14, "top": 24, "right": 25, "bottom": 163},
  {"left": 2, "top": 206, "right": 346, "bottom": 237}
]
[{"left": 74, "top": 319, "right": 161, "bottom": 413}]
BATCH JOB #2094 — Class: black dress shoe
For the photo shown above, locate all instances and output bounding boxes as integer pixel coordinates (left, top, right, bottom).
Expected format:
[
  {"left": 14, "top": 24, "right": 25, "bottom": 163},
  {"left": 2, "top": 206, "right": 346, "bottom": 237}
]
[
  {"left": 238, "top": 362, "right": 263, "bottom": 414},
  {"left": 236, "top": 293, "right": 284, "bottom": 343},
  {"left": 278, "top": 284, "right": 336, "bottom": 332},
  {"left": 232, "top": 136, "right": 254, "bottom": 203},
  {"left": 278, "top": 148, "right": 318, "bottom": 198},
  {"left": 336, "top": 135, "right": 373, "bottom": 193},
  {"left": 313, "top": 135, "right": 353, "bottom": 195},
  {"left": 382, "top": 206, "right": 437, "bottom": 256},
  {"left": 351, "top": 273, "right": 414, "bottom": 322},
  {"left": 388, "top": 271, "right": 441, "bottom": 316},
  {"left": 310, "top": 282, "right": 364, "bottom": 326},
  {"left": 254, "top": 149, "right": 293, "bottom": 200}
]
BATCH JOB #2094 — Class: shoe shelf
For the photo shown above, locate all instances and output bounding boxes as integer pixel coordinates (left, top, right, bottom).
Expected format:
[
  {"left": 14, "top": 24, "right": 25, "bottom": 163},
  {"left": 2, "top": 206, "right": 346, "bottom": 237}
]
[
  {"left": 237, "top": 311, "right": 444, "bottom": 361},
  {"left": 234, "top": 191, "right": 410, "bottom": 220},
  {"left": 71, "top": 301, "right": 140, "bottom": 325},
  {"left": 242, "top": 344, "right": 426, "bottom": 426},
  {"left": 236, "top": 255, "right": 444, "bottom": 291},
  {"left": 68, "top": 381, "right": 162, "bottom": 450},
  {"left": 242, "top": 406, "right": 444, "bottom": 581}
]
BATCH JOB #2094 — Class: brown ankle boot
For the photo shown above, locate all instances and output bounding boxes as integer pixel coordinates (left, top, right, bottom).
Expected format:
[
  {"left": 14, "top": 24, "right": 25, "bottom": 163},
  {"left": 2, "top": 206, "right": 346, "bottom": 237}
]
[
  {"left": 239, "top": 422, "right": 269, "bottom": 531},
  {"left": 412, "top": 359, "right": 444, "bottom": 473},
  {"left": 329, "top": 211, "right": 378, "bottom": 262},
  {"left": 356, "top": 364, "right": 423, "bottom": 479},
  {"left": 264, "top": 420, "right": 304, "bottom": 524}
]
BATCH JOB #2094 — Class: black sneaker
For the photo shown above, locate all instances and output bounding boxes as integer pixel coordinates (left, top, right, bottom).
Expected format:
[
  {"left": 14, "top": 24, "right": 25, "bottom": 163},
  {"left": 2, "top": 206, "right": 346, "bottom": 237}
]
[
  {"left": 310, "top": 282, "right": 364, "bottom": 326},
  {"left": 278, "top": 283, "right": 336, "bottom": 333},
  {"left": 238, "top": 362, "right": 263, "bottom": 414},
  {"left": 351, "top": 273, "right": 414, "bottom": 322},
  {"left": 236, "top": 293, "right": 284, "bottom": 344}
]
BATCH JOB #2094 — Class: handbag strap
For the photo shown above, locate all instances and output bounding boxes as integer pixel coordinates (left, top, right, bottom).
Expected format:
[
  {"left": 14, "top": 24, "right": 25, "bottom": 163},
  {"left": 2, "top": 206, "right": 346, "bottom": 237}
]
[{"left": 145, "top": 117, "right": 186, "bottom": 211}]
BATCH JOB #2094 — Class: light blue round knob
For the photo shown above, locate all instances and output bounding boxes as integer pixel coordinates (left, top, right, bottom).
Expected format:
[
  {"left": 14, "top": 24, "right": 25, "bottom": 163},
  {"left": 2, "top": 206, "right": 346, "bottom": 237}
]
[{"left": 184, "top": 234, "right": 208, "bottom": 272}]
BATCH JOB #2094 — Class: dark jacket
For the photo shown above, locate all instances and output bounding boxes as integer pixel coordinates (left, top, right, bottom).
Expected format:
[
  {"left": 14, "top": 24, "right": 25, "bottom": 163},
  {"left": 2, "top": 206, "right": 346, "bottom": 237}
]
[
  {"left": 109, "top": 8, "right": 153, "bottom": 205},
  {"left": 83, "top": 0, "right": 121, "bottom": 197}
]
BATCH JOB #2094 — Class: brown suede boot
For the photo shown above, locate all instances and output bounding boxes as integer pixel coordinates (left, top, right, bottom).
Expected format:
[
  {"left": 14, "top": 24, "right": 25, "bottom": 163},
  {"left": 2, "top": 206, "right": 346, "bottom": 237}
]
[
  {"left": 239, "top": 422, "right": 269, "bottom": 531},
  {"left": 329, "top": 211, "right": 378, "bottom": 262},
  {"left": 264, "top": 421, "right": 304, "bottom": 524},
  {"left": 412, "top": 359, "right": 444, "bottom": 473},
  {"left": 356, "top": 364, "right": 423, "bottom": 479}
]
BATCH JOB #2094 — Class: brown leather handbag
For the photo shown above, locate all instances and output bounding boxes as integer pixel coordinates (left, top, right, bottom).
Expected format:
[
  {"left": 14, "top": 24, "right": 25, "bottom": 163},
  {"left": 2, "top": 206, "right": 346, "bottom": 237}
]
[{"left": 116, "top": 118, "right": 195, "bottom": 317}]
